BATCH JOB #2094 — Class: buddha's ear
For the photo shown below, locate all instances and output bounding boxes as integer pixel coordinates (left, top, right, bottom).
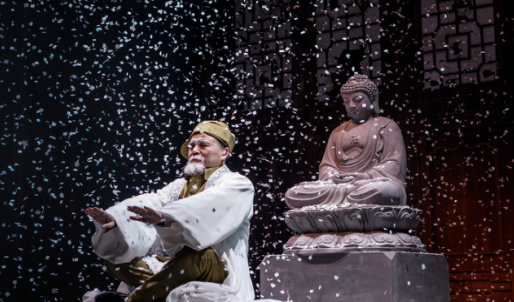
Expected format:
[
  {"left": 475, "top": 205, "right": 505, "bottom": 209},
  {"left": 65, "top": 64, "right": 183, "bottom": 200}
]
[{"left": 372, "top": 101, "right": 380, "bottom": 115}]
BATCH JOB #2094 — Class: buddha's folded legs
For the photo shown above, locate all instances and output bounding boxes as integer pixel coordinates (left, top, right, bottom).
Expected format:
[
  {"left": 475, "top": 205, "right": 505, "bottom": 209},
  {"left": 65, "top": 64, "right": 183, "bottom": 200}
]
[
  {"left": 345, "top": 180, "right": 402, "bottom": 205},
  {"left": 285, "top": 182, "right": 347, "bottom": 209},
  {"left": 285, "top": 179, "right": 403, "bottom": 209}
]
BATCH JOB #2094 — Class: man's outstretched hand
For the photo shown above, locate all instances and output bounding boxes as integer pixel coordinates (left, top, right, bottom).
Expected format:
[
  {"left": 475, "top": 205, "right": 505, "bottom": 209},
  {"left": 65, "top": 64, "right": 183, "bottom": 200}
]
[
  {"left": 85, "top": 207, "right": 116, "bottom": 229},
  {"left": 127, "top": 206, "right": 164, "bottom": 225}
]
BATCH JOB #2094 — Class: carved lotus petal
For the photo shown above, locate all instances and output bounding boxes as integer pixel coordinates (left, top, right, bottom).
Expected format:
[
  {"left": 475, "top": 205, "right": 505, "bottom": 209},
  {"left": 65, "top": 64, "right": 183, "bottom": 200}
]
[
  {"left": 395, "top": 233, "right": 423, "bottom": 246},
  {"left": 284, "top": 215, "right": 302, "bottom": 233},
  {"left": 285, "top": 206, "right": 422, "bottom": 234},
  {"left": 396, "top": 232, "right": 413, "bottom": 243},
  {"left": 293, "top": 213, "right": 316, "bottom": 233},
  {"left": 338, "top": 209, "right": 365, "bottom": 232},
  {"left": 293, "top": 235, "right": 314, "bottom": 248},
  {"left": 395, "top": 208, "right": 422, "bottom": 230},
  {"left": 340, "top": 232, "right": 367, "bottom": 246},
  {"left": 371, "top": 232, "right": 397, "bottom": 245},
  {"left": 412, "top": 236, "right": 423, "bottom": 245},
  {"left": 283, "top": 232, "right": 426, "bottom": 253},
  {"left": 285, "top": 235, "right": 300, "bottom": 248},
  {"left": 369, "top": 207, "right": 395, "bottom": 230},
  {"left": 312, "top": 234, "right": 338, "bottom": 248},
  {"left": 310, "top": 211, "right": 338, "bottom": 232}
]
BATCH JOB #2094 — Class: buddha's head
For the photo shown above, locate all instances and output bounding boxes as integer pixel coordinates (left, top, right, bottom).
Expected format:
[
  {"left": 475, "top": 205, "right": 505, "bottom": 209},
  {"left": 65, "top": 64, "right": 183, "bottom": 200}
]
[{"left": 340, "top": 75, "right": 380, "bottom": 123}]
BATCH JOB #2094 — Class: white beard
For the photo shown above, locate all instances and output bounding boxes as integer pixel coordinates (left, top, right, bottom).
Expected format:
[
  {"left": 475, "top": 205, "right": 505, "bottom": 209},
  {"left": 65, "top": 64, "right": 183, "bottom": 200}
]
[{"left": 183, "top": 161, "right": 206, "bottom": 177}]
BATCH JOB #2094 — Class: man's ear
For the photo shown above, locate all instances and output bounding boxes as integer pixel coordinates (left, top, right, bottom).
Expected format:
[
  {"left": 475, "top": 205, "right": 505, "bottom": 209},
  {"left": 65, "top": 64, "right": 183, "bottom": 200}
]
[{"left": 221, "top": 147, "right": 230, "bottom": 160}]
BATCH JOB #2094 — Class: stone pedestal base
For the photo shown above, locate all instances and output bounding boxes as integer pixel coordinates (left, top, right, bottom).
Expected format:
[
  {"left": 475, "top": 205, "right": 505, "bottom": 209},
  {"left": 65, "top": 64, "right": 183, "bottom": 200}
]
[{"left": 259, "top": 251, "right": 449, "bottom": 302}]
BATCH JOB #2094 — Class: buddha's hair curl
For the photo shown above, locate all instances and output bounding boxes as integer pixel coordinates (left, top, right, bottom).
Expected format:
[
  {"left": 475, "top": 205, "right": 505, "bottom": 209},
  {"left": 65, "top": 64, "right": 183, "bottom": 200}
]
[{"left": 339, "top": 74, "right": 379, "bottom": 106}]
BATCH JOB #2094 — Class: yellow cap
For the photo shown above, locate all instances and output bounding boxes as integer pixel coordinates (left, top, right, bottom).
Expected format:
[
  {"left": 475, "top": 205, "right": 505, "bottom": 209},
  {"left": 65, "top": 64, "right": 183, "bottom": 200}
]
[{"left": 180, "top": 121, "right": 235, "bottom": 158}]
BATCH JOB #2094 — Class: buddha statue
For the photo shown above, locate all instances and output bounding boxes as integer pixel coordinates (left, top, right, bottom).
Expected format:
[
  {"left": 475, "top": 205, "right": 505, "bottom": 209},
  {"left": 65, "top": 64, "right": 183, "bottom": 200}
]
[
  {"left": 282, "top": 74, "right": 423, "bottom": 254},
  {"left": 285, "top": 74, "right": 407, "bottom": 209},
  {"left": 263, "top": 75, "right": 446, "bottom": 302}
]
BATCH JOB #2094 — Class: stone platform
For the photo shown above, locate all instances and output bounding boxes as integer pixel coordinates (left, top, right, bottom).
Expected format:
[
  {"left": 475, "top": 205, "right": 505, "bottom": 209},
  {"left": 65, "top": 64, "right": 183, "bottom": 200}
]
[{"left": 259, "top": 251, "right": 449, "bottom": 302}]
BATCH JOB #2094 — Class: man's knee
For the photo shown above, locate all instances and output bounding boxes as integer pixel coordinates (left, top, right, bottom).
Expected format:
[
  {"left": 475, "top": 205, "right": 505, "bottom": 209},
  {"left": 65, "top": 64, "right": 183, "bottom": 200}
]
[
  {"left": 103, "top": 258, "right": 153, "bottom": 287},
  {"left": 126, "top": 248, "right": 227, "bottom": 302},
  {"left": 197, "top": 248, "right": 228, "bottom": 283}
]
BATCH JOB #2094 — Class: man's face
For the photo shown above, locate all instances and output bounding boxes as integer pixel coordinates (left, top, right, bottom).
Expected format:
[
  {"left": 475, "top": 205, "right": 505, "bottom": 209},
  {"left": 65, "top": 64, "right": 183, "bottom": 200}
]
[
  {"left": 187, "top": 133, "right": 229, "bottom": 168},
  {"left": 342, "top": 92, "right": 374, "bottom": 124}
]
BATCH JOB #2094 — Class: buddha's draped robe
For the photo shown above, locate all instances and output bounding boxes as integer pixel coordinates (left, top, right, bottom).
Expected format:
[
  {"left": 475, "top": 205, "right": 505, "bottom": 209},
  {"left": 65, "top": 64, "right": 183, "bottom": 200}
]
[{"left": 285, "top": 117, "right": 407, "bottom": 209}]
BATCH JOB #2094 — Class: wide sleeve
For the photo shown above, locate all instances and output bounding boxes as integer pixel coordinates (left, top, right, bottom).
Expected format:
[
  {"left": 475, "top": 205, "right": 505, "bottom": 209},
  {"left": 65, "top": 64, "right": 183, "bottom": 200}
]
[
  {"left": 153, "top": 221, "right": 185, "bottom": 257},
  {"left": 319, "top": 124, "right": 345, "bottom": 181},
  {"left": 156, "top": 173, "right": 254, "bottom": 251},
  {"left": 91, "top": 180, "right": 184, "bottom": 264}
]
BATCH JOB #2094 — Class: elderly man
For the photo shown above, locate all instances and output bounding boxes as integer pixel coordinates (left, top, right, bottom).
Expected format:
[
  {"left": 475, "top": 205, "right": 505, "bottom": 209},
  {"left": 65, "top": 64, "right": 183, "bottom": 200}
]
[{"left": 85, "top": 121, "right": 255, "bottom": 302}]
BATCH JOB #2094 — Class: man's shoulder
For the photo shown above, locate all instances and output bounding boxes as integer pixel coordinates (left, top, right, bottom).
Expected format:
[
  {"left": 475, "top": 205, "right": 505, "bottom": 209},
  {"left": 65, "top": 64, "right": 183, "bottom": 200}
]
[
  {"left": 161, "top": 177, "right": 187, "bottom": 190},
  {"left": 203, "top": 167, "right": 253, "bottom": 193},
  {"left": 217, "top": 168, "right": 251, "bottom": 182},
  {"left": 219, "top": 170, "right": 250, "bottom": 180},
  {"left": 213, "top": 168, "right": 253, "bottom": 187}
]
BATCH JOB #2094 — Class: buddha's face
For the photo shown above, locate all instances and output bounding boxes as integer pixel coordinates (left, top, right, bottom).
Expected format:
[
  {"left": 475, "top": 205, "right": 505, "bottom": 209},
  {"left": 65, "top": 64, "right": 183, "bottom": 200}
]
[{"left": 342, "top": 92, "right": 374, "bottom": 124}]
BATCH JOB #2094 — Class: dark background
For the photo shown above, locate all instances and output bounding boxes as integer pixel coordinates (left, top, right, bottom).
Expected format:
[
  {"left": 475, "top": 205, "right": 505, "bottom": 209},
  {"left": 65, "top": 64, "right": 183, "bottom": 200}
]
[{"left": 1, "top": 0, "right": 513, "bottom": 301}]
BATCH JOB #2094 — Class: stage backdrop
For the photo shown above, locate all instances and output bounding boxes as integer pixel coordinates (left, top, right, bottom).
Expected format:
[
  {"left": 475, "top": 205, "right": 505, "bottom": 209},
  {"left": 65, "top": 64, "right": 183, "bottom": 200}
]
[{"left": 1, "top": 0, "right": 513, "bottom": 301}]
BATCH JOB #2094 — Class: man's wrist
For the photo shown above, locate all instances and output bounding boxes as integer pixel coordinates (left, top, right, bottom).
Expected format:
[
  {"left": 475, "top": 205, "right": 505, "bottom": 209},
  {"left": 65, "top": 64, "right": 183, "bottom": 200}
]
[
  {"left": 155, "top": 215, "right": 168, "bottom": 227},
  {"left": 100, "top": 219, "right": 117, "bottom": 230}
]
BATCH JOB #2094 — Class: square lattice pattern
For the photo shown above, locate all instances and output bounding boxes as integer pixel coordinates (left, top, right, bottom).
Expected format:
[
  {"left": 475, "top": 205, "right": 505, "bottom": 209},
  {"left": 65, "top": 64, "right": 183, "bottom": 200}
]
[
  {"left": 421, "top": 0, "right": 498, "bottom": 90},
  {"left": 315, "top": 0, "right": 382, "bottom": 102},
  {"left": 235, "top": 1, "right": 293, "bottom": 110}
]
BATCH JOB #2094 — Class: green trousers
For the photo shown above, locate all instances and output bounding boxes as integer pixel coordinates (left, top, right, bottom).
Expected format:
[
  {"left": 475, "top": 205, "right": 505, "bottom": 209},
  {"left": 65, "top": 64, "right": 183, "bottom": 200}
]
[{"left": 104, "top": 247, "right": 228, "bottom": 302}]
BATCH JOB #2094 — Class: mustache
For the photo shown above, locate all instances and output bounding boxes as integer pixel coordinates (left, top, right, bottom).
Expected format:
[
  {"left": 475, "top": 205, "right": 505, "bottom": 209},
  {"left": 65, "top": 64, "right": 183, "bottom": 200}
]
[
  {"left": 188, "top": 156, "right": 204, "bottom": 163},
  {"left": 183, "top": 160, "right": 206, "bottom": 177}
]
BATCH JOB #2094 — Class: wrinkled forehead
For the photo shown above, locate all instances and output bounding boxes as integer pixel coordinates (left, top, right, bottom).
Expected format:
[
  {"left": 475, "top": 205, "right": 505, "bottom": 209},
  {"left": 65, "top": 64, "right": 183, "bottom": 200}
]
[{"left": 190, "top": 132, "right": 217, "bottom": 143}]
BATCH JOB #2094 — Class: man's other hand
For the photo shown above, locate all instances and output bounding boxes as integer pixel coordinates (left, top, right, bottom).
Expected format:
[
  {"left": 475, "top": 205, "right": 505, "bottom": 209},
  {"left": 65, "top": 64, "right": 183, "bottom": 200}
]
[
  {"left": 85, "top": 207, "right": 116, "bottom": 229},
  {"left": 127, "top": 206, "right": 164, "bottom": 225}
]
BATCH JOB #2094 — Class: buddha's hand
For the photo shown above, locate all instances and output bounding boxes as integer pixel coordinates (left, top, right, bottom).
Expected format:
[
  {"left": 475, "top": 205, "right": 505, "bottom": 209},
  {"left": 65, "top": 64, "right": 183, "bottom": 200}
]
[
  {"left": 127, "top": 205, "right": 165, "bottom": 225},
  {"left": 85, "top": 207, "right": 116, "bottom": 229},
  {"left": 332, "top": 172, "right": 371, "bottom": 184}
]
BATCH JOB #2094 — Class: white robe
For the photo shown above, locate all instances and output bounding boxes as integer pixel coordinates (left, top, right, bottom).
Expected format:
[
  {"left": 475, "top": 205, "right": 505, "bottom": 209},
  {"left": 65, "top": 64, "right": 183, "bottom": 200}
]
[{"left": 91, "top": 165, "right": 258, "bottom": 302}]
